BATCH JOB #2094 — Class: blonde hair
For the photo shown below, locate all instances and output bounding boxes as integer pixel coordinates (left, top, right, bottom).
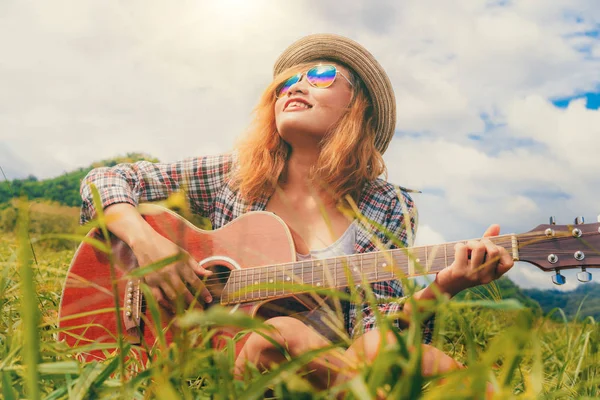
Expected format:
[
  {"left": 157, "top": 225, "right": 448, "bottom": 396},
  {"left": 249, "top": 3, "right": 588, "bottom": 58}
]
[{"left": 234, "top": 61, "right": 386, "bottom": 204}]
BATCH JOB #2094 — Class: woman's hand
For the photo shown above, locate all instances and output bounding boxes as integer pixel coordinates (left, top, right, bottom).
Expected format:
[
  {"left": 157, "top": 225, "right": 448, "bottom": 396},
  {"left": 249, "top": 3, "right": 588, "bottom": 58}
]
[
  {"left": 131, "top": 229, "right": 213, "bottom": 312},
  {"left": 436, "top": 224, "right": 514, "bottom": 297}
]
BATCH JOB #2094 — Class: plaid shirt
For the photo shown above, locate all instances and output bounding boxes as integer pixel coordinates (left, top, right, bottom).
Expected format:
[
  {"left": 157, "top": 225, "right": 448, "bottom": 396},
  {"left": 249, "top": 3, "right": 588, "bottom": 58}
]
[{"left": 80, "top": 153, "right": 434, "bottom": 343}]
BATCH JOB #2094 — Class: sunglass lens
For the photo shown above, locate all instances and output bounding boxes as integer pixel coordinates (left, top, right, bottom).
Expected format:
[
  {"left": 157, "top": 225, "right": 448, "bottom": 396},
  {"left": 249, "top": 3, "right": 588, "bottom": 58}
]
[
  {"left": 306, "top": 65, "right": 337, "bottom": 88},
  {"left": 278, "top": 74, "right": 301, "bottom": 97}
]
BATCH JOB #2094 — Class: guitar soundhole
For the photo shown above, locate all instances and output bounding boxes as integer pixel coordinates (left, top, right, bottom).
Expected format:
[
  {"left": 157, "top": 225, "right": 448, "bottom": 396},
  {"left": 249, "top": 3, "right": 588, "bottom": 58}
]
[{"left": 203, "top": 265, "right": 231, "bottom": 305}]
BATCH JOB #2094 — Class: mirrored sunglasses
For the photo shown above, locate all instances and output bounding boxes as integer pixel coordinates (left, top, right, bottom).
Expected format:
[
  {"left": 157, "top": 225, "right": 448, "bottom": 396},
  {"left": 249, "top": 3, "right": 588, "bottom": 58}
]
[{"left": 276, "top": 64, "right": 353, "bottom": 98}]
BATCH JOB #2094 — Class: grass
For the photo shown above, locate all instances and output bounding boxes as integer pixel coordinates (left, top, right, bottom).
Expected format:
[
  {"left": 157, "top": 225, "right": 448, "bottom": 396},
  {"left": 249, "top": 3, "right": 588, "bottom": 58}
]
[{"left": 0, "top": 203, "right": 599, "bottom": 399}]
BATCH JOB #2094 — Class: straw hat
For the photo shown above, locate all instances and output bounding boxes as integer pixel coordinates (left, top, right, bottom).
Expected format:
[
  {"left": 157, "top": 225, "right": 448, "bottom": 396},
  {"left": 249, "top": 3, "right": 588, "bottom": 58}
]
[{"left": 273, "top": 33, "right": 396, "bottom": 154}]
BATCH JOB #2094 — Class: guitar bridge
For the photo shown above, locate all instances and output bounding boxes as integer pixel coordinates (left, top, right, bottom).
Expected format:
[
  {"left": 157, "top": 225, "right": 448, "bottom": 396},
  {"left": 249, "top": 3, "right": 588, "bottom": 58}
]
[{"left": 123, "top": 279, "right": 142, "bottom": 344}]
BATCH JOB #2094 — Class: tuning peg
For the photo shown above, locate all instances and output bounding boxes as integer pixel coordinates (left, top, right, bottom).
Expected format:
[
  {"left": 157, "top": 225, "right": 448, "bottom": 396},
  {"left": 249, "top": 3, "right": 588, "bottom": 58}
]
[
  {"left": 574, "top": 216, "right": 585, "bottom": 225},
  {"left": 577, "top": 267, "right": 592, "bottom": 283},
  {"left": 549, "top": 216, "right": 556, "bottom": 225},
  {"left": 552, "top": 270, "right": 566, "bottom": 285}
]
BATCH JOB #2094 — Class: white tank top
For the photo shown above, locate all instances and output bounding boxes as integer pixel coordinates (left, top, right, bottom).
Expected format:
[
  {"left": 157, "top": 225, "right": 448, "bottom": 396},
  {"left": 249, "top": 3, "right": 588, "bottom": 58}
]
[{"left": 292, "top": 221, "right": 357, "bottom": 341}]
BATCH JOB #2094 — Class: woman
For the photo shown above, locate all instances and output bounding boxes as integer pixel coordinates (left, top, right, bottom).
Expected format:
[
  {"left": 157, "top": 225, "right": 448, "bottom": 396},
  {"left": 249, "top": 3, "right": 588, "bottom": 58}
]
[{"left": 80, "top": 34, "right": 513, "bottom": 392}]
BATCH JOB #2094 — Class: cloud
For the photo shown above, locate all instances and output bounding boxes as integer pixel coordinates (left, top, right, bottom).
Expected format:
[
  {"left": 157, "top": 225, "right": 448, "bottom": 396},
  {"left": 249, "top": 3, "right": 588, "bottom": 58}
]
[{"left": 1, "top": 1, "right": 599, "bottom": 292}]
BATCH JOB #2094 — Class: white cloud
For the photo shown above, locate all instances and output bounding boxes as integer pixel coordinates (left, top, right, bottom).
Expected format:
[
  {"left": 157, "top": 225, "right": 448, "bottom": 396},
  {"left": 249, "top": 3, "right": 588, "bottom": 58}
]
[
  {"left": 1, "top": 1, "right": 599, "bottom": 293},
  {"left": 414, "top": 224, "right": 446, "bottom": 246}
]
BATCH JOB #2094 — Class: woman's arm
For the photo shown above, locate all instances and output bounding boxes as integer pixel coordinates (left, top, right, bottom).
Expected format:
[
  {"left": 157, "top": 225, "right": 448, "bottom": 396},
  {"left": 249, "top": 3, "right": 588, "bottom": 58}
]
[{"left": 79, "top": 155, "right": 235, "bottom": 309}]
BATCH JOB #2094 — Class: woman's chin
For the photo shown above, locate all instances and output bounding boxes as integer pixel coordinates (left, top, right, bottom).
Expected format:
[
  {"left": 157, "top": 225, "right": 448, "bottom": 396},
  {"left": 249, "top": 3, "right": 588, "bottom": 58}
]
[{"left": 277, "top": 124, "right": 324, "bottom": 142}]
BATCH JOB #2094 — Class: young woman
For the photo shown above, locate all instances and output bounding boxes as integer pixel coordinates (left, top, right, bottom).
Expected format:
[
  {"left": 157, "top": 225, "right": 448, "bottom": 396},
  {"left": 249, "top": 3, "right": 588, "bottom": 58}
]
[{"left": 80, "top": 34, "right": 514, "bottom": 392}]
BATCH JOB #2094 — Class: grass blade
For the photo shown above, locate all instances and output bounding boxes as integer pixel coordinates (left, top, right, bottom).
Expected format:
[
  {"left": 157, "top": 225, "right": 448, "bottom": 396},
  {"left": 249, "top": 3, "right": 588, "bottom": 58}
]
[{"left": 17, "top": 200, "right": 41, "bottom": 400}]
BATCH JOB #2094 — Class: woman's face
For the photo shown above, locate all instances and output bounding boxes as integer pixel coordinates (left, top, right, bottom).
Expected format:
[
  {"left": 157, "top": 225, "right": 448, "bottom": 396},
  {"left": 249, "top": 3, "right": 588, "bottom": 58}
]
[{"left": 274, "top": 63, "right": 353, "bottom": 146}]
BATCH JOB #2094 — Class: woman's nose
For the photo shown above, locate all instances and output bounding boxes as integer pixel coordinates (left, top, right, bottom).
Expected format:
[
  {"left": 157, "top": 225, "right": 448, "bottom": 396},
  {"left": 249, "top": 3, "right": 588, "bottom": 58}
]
[{"left": 287, "top": 73, "right": 309, "bottom": 95}]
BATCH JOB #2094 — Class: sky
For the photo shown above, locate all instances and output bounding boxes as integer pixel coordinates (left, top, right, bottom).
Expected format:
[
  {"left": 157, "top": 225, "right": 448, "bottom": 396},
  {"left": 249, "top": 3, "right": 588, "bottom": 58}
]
[{"left": 1, "top": 0, "right": 599, "bottom": 291}]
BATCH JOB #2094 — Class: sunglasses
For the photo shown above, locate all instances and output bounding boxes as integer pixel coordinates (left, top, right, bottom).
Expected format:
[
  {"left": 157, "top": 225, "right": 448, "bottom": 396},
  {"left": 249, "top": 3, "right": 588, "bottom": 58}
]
[{"left": 276, "top": 64, "right": 353, "bottom": 98}]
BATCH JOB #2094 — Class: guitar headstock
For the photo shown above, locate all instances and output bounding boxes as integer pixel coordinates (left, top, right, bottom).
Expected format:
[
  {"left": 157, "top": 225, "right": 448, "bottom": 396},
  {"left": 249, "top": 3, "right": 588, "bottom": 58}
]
[{"left": 518, "top": 216, "right": 600, "bottom": 285}]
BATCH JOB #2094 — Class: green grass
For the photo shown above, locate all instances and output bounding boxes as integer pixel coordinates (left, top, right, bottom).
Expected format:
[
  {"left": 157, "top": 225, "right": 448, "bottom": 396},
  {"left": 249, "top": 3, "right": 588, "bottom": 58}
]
[{"left": 1, "top": 205, "right": 599, "bottom": 399}]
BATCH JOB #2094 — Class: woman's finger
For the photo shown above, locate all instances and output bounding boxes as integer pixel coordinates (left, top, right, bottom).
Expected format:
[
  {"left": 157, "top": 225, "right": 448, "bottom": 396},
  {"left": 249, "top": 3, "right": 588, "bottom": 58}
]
[
  {"left": 191, "top": 262, "right": 213, "bottom": 277},
  {"left": 153, "top": 287, "right": 175, "bottom": 314},
  {"left": 482, "top": 224, "right": 500, "bottom": 238},
  {"left": 468, "top": 240, "right": 487, "bottom": 271},
  {"left": 495, "top": 248, "right": 515, "bottom": 278},
  {"left": 182, "top": 260, "right": 213, "bottom": 303},
  {"left": 481, "top": 238, "right": 500, "bottom": 268},
  {"left": 454, "top": 242, "right": 469, "bottom": 268}
]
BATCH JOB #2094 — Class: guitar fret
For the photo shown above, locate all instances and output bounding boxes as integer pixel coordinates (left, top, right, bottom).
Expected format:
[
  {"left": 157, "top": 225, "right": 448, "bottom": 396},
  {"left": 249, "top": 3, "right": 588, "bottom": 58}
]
[
  {"left": 279, "top": 264, "right": 284, "bottom": 296},
  {"left": 250, "top": 268, "right": 255, "bottom": 301},
  {"left": 303, "top": 261, "right": 307, "bottom": 286},
  {"left": 321, "top": 261, "right": 326, "bottom": 287},
  {"left": 231, "top": 270, "right": 237, "bottom": 303},
  {"left": 242, "top": 269, "right": 247, "bottom": 302},
  {"left": 288, "top": 265, "right": 292, "bottom": 290},
  {"left": 258, "top": 267, "right": 262, "bottom": 300},
  {"left": 360, "top": 255, "right": 364, "bottom": 283},
  {"left": 444, "top": 244, "right": 448, "bottom": 269},
  {"left": 241, "top": 269, "right": 244, "bottom": 302},
  {"left": 231, "top": 270, "right": 238, "bottom": 304},
  {"left": 269, "top": 265, "right": 274, "bottom": 298},
  {"left": 293, "top": 262, "right": 301, "bottom": 285},
  {"left": 334, "top": 257, "right": 337, "bottom": 288},
  {"left": 238, "top": 270, "right": 242, "bottom": 302},
  {"left": 373, "top": 254, "right": 378, "bottom": 282},
  {"left": 276, "top": 265, "right": 280, "bottom": 296}
]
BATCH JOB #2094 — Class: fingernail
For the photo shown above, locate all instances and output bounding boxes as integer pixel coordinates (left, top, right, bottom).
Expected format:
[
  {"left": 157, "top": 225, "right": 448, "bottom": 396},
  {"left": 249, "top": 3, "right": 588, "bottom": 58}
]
[{"left": 205, "top": 295, "right": 212, "bottom": 303}]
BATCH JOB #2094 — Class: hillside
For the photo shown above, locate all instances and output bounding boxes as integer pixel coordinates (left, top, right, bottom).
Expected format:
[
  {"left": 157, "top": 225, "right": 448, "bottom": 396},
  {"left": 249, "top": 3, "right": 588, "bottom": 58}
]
[
  {"left": 458, "top": 276, "right": 543, "bottom": 315},
  {"left": 0, "top": 152, "right": 158, "bottom": 207},
  {"left": 523, "top": 282, "right": 600, "bottom": 321}
]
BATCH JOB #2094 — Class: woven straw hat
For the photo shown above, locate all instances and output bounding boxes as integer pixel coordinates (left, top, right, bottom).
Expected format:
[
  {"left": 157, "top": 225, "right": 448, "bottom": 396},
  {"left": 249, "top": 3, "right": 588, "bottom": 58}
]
[{"left": 273, "top": 33, "right": 396, "bottom": 154}]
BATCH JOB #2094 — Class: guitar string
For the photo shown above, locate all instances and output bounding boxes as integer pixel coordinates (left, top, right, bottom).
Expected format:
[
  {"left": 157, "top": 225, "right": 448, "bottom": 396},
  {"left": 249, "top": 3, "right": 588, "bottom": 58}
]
[
  {"left": 183, "top": 230, "right": 598, "bottom": 281},
  {"left": 154, "top": 233, "right": 595, "bottom": 285},
  {"left": 152, "top": 238, "right": 516, "bottom": 282},
  {"left": 125, "top": 232, "right": 597, "bottom": 299}
]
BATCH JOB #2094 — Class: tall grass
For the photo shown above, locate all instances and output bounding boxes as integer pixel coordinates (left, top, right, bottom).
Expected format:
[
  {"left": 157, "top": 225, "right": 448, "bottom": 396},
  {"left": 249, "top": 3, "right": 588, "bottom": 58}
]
[{"left": 0, "top": 199, "right": 598, "bottom": 399}]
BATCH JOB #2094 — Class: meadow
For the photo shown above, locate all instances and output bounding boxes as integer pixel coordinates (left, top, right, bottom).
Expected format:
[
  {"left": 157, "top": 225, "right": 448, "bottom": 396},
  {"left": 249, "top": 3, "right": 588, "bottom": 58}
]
[{"left": 0, "top": 200, "right": 599, "bottom": 399}]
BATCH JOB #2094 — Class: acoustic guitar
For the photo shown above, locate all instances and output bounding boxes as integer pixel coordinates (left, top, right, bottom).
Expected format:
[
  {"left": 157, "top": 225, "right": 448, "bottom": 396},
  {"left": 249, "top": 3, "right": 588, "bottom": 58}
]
[{"left": 57, "top": 205, "right": 600, "bottom": 361}]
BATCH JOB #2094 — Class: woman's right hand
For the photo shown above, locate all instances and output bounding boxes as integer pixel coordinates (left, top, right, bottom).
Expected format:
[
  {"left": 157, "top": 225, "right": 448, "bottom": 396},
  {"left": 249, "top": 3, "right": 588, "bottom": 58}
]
[
  {"left": 103, "top": 203, "right": 213, "bottom": 312},
  {"left": 130, "top": 230, "right": 213, "bottom": 312}
]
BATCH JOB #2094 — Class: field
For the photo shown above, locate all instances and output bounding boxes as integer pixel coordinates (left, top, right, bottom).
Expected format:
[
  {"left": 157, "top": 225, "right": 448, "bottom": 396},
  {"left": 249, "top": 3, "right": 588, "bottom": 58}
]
[{"left": 1, "top": 206, "right": 599, "bottom": 399}]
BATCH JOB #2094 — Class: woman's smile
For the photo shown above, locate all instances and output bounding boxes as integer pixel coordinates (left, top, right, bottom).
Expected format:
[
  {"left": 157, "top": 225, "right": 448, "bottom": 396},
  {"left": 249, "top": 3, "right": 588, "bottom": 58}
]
[{"left": 284, "top": 98, "right": 313, "bottom": 111}]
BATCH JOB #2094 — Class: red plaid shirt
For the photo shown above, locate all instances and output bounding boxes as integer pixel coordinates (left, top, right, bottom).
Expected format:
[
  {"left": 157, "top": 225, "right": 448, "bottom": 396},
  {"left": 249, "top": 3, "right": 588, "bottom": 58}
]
[{"left": 80, "top": 153, "right": 434, "bottom": 342}]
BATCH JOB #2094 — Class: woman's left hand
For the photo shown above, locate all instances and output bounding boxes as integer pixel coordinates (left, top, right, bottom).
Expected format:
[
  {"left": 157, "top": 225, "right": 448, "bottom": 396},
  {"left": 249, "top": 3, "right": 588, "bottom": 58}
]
[{"left": 436, "top": 224, "right": 515, "bottom": 297}]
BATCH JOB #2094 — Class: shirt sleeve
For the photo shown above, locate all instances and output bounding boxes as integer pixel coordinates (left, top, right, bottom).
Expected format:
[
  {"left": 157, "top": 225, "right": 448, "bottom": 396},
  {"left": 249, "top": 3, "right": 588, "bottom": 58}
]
[
  {"left": 79, "top": 154, "right": 234, "bottom": 225},
  {"left": 356, "top": 189, "right": 435, "bottom": 344}
]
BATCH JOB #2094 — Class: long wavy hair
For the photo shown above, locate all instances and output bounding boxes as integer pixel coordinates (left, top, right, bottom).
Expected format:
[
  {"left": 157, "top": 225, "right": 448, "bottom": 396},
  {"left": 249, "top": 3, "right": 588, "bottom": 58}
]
[{"left": 234, "top": 61, "right": 386, "bottom": 205}]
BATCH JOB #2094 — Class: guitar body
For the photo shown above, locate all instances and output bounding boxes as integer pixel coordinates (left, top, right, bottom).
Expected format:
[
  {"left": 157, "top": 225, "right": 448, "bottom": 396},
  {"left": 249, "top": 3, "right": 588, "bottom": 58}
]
[{"left": 57, "top": 204, "right": 304, "bottom": 361}]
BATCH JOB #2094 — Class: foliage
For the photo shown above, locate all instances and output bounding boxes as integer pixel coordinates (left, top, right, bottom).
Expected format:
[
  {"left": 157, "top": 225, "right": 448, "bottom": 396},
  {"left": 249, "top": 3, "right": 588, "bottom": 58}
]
[
  {"left": 456, "top": 277, "right": 543, "bottom": 316},
  {"left": 524, "top": 283, "right": 600, "bottom": 321},
  {"left": 0, "top": 152, "right": 159, "bottom": 207},
  {"left": 0, "top": 200, "right": 80, "bottom": 250},
  {"left": 0, "top": 200, "right": 599, "bottom": 399}
]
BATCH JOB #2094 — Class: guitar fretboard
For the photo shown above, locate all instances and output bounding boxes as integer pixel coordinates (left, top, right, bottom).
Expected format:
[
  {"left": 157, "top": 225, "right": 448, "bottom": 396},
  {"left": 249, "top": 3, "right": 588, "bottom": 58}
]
[{"left": 220, "top": 234, "right": 517, "bottom": 305}]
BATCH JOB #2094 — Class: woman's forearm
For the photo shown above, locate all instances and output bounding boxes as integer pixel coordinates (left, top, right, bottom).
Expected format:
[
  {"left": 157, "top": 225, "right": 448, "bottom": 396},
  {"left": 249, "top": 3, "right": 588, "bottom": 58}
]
[{"left": 103, "top": 203, "right": 157, "bottom": 249}]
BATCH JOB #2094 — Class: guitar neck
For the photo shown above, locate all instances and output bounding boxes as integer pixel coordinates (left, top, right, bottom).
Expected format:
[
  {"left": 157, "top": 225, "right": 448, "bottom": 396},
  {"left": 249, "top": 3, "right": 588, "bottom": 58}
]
[{"left": 221, "top": 234, "right": 518, "bottom": 305}]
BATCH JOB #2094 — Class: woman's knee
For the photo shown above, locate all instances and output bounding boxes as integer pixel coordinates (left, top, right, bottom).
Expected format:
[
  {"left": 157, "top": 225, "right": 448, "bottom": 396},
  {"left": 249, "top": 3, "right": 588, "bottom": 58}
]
[
  {"left": 244, "top": 316, "right": 308, "bottom": 354},
  {"left": 348, "top": 329, "right": 397, "bottom": 363},
  {"left": 348, "top": 329, "right": 462, "bottom": 375}
]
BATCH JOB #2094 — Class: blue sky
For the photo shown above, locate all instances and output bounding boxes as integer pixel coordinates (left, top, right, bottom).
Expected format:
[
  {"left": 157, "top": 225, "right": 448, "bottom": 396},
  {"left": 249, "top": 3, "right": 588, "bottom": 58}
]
[
  {"left": 552, "top": 91, "right": 600, "bottom": 109},
  {"left": 0, "top": 0, "right": 599, "bottom": 291}
]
